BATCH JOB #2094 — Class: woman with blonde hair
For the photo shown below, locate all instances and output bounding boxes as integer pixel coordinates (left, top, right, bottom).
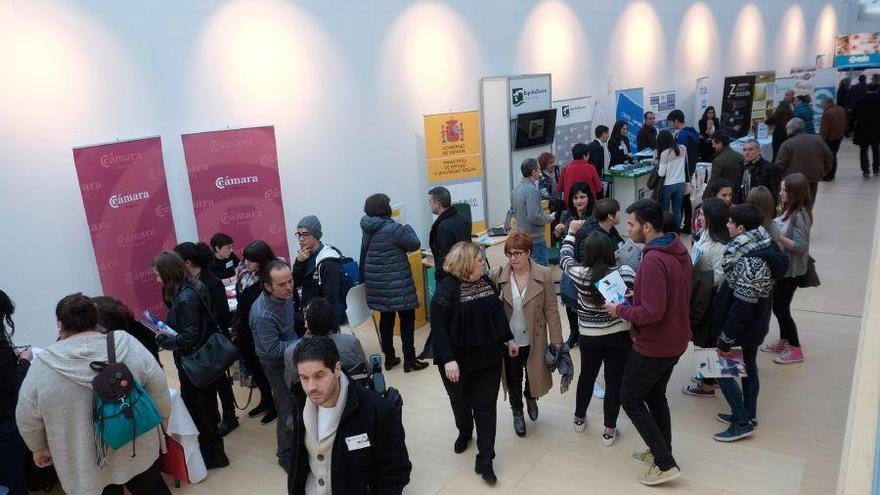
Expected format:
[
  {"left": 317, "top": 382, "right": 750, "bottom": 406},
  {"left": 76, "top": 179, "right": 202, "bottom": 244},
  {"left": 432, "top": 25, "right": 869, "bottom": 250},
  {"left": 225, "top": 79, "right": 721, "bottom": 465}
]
[{"left": 431, "top": 241, "right": 517, "bottom": 485}]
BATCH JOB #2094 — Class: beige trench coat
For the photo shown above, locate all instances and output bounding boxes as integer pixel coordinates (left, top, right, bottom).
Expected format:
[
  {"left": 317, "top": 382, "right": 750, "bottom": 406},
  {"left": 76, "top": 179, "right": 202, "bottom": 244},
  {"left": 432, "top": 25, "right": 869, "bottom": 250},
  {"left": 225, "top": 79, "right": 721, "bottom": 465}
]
[{"left": 490, "top": 262, "right": 564, "bottom": 398}]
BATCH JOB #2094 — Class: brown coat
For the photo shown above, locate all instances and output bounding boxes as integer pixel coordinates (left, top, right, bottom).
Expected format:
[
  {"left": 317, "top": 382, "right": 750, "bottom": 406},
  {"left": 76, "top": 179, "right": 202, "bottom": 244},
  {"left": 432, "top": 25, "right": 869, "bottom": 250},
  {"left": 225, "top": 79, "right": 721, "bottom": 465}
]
[
  {"left": 490, "top": 262, "right": 563, "bottom": 398},
  {"left": 820, "top": 104, "right": 847, "bottom": 141},
  {"left": 775, "top": 132, "right": 834, "bottom": 183}
]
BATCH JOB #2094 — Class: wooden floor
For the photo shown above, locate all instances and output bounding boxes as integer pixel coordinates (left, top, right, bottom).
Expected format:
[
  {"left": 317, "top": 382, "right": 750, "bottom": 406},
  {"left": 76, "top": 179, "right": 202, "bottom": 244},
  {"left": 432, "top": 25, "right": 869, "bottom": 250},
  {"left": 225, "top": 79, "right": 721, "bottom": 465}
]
[{"left": 157, "top": 142, "right": 875, "bottom": 495}]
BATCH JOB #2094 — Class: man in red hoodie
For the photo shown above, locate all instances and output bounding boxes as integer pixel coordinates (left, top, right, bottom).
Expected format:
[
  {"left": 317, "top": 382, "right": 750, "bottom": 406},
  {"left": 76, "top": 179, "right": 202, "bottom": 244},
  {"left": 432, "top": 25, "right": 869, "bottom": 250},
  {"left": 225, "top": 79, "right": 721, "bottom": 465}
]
[
  {"left": 605, "top": 198, "right": 692, "bottom": 486},
  {"left": 556, "top": 143, "right": 603, "bottom": 206}
]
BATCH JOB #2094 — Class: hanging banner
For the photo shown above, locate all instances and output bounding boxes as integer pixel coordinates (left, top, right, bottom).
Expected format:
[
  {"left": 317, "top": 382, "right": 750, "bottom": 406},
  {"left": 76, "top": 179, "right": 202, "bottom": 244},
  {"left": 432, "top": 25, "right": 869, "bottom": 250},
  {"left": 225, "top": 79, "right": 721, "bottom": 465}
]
[
  {"left": 694, "top": 76, "right": 711, "bottom": 124},
  {"left": 423, "top": 111, "right": 483, "bottom": 183},
  {"left": 182, "top": 126, "right": 290, "bottom": 261},
  {"left": 747, "top": 70, "right": 776, "bottom": 122},
  {"left": 835, "top": 33, "right": 880, "bottom": 69},
  {"left": 73, "top": 137, "right": 177, "bottom": 318},
  {"left": 509, "top": 75, "right": 552, "bottom": 117},
  {"left": 721, "top": 75, "right": 756, "bottom": 138},
  {"left": 445, "top": 180, "right": 486, "bottom": 233},
  {"left": 790, "top": 66, "right": 816, "bottom": 97},
  {"left": 648, "top": 90, "right": 676, "bottom": 130},
  {"left": 615, "top": 88, "right": 644, "bottom": 150},
  {"left": 552, "top": 96, "right": 594, "bottom": 165}
]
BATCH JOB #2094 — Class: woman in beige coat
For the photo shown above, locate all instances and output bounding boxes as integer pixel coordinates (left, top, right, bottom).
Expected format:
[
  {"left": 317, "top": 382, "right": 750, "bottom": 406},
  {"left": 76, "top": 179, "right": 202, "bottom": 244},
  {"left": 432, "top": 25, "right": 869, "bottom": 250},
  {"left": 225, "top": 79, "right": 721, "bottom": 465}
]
[{"left": 490, "top": 232, "right": 563, "bottom": 437}]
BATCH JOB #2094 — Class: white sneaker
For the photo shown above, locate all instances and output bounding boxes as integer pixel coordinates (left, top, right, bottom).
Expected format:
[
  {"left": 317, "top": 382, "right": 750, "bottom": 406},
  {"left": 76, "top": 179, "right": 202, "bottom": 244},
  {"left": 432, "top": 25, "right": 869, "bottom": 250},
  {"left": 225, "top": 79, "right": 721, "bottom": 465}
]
[
  {"left": 601, "top": 429, "right": 620, "bottom": 447},
  {"left": 573, "top": 417, "right": 586, "bottom": 432}
]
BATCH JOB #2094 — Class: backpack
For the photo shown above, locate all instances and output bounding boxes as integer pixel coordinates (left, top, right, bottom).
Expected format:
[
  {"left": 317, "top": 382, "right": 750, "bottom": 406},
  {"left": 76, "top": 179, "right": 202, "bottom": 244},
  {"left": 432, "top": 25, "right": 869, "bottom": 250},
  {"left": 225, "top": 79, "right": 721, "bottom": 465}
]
[
  {"left": 91, "top": 332, "right": 162, "bottom": 468},
  {"left": 318, "top": 246, "right": 359, "bottom": 311}
]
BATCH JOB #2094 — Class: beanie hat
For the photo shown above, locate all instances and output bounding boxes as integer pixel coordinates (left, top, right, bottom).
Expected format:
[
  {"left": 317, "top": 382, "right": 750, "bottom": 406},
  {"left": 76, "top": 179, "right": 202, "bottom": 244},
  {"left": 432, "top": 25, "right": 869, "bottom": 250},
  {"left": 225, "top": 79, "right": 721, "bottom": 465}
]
[{"left": 297, "top": 215, "right": 322, "bottom": 240}]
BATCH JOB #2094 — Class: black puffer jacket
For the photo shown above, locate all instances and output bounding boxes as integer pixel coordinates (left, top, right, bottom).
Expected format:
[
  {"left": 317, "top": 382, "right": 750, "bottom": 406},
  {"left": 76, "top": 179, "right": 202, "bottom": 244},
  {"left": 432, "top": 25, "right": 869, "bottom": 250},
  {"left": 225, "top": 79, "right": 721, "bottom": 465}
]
[
  {"left": 359, "top": 216, "right": 421, "bottom": 312},
  {"left": 163, "top": 281, "right": 219, "bottom": 363},
  {"left": 429, "top": 208, "right": 471, "bottom": 282}
]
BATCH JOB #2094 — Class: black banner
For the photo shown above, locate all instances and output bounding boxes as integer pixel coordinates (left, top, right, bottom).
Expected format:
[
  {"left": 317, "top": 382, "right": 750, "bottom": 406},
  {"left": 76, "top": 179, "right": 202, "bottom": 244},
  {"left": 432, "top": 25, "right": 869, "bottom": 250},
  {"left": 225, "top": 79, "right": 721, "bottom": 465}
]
[{"left": 720, "top": 75, "right": 756, "bottom": 138}]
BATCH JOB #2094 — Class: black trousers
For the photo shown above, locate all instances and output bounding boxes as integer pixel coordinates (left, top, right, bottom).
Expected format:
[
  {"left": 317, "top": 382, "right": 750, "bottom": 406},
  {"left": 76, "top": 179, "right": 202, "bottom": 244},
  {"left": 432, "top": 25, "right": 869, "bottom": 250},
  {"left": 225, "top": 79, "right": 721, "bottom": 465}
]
[
  {"left": 680, "top": 194, "right": 693, "bottom": 234},
  {"left": 0, "top": 419, "right": 27, "bottom": 495},
  {"left": 440, "top": 363, "right": 502, "bottom": 461},
  {"left": 809, "top": 182, "right": 818, "bottom": 208},
  {"left": 575, "top": 332, "right": 631, "bottom": 428},
  {"left": 773, "top": 276, "right": 801, "bottom": 347},
  {"left": 216, "top": 372, "right": 237, "bottom": 420},
  {"left": 564, "top": 307, "right": 579, "bottom": 345},
  {"left": 861, "top": 143, "right": 880, "bottom": 175},
  {"left": 503, "top": 345, "right": 532, "bottom": 411},
  {"left": 101, "top": 461, "right": 170, "bottom": 495},
  {"left": 825, "top": 138, "right": 842, "bottom": 180},
  {"left": 380, "top": 309, "right": 416, "bottom": 362},
  {"left": 621, "top": 350, "right": 680, "bottom": 471},
  {"left": 178, "top": 367, "right": 225, "bottom": 457}
]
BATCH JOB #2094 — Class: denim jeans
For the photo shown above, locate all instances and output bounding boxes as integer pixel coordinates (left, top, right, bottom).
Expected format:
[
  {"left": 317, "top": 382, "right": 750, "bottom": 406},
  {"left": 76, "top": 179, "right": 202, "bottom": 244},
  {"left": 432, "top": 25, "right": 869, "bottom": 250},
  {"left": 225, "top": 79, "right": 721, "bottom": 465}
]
[
  {"left": 661, "top": 182, "right": 686, "bottom": 232},
  {"left": 621, "top": 350, "right": 680, "bottom": 471},
  {"left": 718, "top": 346, "right": 759, "bottom": 425},
  {"left": 531, "top": 240, "right": 549, "bottom": 266},
  {"left": 0, "top": 420, "right": 27, "bottom": 495},
  {"left": 264, "top": 364, "right": 294, "bottom": 465}
]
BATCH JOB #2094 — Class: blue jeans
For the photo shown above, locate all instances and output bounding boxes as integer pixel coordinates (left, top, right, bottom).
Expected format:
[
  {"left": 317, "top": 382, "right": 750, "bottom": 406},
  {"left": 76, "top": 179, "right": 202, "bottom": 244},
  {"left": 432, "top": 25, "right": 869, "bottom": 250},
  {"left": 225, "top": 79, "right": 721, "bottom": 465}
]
[
  {"left": 661, "top": 182, "right": 686, "bottom": 232},
  {"left": 0, "top": 420, "right": 27, "bottom": 495},
  {"left": 718, "top": 346, "right": 759, "bottom": 424},
  {"left": 531, "top": 240, "right": 549, "bottom": 266}
]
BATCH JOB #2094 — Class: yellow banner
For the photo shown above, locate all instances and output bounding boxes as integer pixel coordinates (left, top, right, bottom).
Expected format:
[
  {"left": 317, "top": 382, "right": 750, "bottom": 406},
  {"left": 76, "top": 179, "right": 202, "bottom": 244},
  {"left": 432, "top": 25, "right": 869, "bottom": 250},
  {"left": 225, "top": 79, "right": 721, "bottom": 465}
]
[{"left": 424, "top": 111, "right": 483, "bottom": 183}]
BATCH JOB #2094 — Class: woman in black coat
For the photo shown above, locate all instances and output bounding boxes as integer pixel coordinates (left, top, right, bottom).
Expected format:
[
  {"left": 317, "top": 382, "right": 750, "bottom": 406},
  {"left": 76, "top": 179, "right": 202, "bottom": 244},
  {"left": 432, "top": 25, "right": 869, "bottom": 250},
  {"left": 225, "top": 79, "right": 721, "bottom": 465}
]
[
  {"left": 698, "top": 106, "right": 721, "bottom": 161},
  {"left": 607, "top": 120, "right": 634, "bottom": 165},
  {"left": 0, "top": 290, "right": 31, "bottom": 495},
  {"left": 360, "top": 193, "right": 428, "bottom": 372},
  {"left": 153, "top": 251, "right": 230, "bottom": 469},
  {"left": 431, "top": 241, "right": 517, "bottom": 486},
  {"left": 766, "top": 101, "right": 794, "bottom": 161}
]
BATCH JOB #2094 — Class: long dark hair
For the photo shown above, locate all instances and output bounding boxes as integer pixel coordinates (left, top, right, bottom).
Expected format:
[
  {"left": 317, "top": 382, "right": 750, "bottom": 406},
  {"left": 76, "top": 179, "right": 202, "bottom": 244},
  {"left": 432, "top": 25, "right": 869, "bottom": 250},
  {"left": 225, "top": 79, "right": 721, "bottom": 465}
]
[
  {"left": 242, "top": 240, "right": 278, "bottom": 282},
  {"left": 153, "top": 251, "right": 191, "bottom": 305},
  {"left": 657, "top": 130, "right": 680, "bottom": 158},
  {"left": 173, "top": 241, "right": 214, "bottom": 270},
  {"left": 781, "top": 173, "right": 813, "bottom": 223},
  {"left": 610, "top": 120, "right": 627, "bottom": 143},
  {"left": 701, "top": 106, "right": 717, "bottom": 121},
  {"left": 700, "top": 197, "right": 731, "bottom": 244},
  {"left": 567, "top": 182, "right": 595, "bottom": 219},
  {"left": 580, "top": 233, "right": 616, "bottom": 307},
  {"left": 0, "top": 290, "right": 15, "bottom": 347}
]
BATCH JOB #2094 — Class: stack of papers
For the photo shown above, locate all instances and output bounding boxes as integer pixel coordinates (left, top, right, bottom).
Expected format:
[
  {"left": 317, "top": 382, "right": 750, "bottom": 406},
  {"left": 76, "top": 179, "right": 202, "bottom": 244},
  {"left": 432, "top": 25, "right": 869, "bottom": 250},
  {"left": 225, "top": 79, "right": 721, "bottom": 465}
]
[{"left": 694, "top": 348, "right": 747, "bottom": 378}]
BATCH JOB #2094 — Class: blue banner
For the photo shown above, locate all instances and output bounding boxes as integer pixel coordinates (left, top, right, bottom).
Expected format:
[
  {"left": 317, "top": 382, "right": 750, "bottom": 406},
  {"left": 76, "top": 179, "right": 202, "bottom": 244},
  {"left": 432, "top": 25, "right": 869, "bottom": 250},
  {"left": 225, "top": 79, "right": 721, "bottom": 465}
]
[
  {"left": 615, "top": 88, "right": 643, "bottom": 152},
  {"left": 835, "top": 53, "right": 880, "bottom": 69}
]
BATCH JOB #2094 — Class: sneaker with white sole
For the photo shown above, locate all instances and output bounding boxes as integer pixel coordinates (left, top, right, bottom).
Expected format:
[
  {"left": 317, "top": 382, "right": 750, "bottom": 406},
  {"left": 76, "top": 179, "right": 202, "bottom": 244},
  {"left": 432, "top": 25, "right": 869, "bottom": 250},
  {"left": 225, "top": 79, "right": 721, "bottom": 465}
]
[
  {"left": 761, "top": 339, "right": 787, "bottom": 353},
  {"left": 713, "top": 422, "right": 755, "bottom": 442},
  {"left": 638, "top": 464, "right": 681, "bottom": 486},
  {"left": 774, "top": 344, "right": 804, "bottom": 364},
  {"left": 716, "top": 413, "right": 758, "bottom": 429},
  {"left": 601, "top": 429, "right": 620, "bottom": 447},
  {"left": 682, "top": 383, "right": 715, "bottom": 397},
  {"left": 573, "top": 417, "right": 586, "bottom": 432},
  {"left": 632, "top": 448, "right": 654, "bottom": 466}
]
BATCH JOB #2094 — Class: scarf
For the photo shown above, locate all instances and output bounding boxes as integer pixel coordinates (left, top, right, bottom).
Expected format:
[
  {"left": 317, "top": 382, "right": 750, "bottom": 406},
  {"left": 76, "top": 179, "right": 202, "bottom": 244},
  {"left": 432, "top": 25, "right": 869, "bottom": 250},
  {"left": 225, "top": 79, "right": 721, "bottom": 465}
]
[{"left": 722, "top": 226, "right": 771, "bottom": 277}]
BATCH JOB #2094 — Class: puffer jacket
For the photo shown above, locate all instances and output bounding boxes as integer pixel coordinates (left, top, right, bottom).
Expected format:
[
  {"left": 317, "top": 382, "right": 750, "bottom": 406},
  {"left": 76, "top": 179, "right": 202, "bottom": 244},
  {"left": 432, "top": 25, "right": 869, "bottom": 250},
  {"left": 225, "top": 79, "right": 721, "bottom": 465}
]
[
  {"left": 360, "top": 215, "right": 421, "bottom": 312},
  {"left": 162, "top": 281, "right": 219, "bottom": 365}
]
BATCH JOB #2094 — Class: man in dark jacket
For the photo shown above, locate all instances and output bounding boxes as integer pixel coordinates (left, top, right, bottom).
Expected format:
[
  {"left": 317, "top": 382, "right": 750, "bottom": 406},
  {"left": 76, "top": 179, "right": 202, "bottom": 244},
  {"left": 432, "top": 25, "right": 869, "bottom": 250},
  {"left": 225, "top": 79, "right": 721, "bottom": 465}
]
[
  {"left": 293, "top": 215, "right": 345, "bottom": 328},
  {"left": 584, "top": 125, "right": 611, "bottom": 177},
  {"left": 820, "top": 97, "right": 848, "bottom": 181},
  {"left": 427, "top": 186, "right": 472, "bottom": 282},
  {"left": 288, "top": 336, "right": 411, "bottom": 495},
  {"left": 853, "top": 84, "right": 880, "bottom": 178},
  {"left": 712, "top": 205, "right": 788, "bottom": 442},
  {"left": 775, "top": 117, "right": 833, "bottom": 202},
  {"left": 637, "top": 111, "right": 658, "bottom": 151},
  {"left": 669, "top": 110, "right": 701, "bottom": 233},
  {"left": 740, "top": 139, "right": 782, "bottom": 205},
  {"left": 605, "top": 199, "right": 691, "bottom": 486},
  {"left": 710, "top": 130, "right": 745, "bottom": 203}
]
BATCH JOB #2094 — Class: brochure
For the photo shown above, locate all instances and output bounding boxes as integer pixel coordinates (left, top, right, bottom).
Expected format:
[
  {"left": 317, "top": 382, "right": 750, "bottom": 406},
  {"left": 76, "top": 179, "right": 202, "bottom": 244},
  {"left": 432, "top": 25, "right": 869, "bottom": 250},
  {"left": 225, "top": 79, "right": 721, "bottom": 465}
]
[
  {"left": 139, "top": 311, "right": 178, "bottom": 337},
  {"left": 594, "top": 270, "right": 628, "bottom": 304},
  {"left": 694, "top": 347, "right": 747, "bottom": 378}
]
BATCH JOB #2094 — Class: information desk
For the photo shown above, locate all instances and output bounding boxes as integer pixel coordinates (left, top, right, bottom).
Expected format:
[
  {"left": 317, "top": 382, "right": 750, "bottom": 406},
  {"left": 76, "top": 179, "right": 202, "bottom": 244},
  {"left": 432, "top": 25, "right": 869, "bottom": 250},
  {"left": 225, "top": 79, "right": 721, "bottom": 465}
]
[{"left": 607, "top": 161, "right": 655, "bottom": 234}]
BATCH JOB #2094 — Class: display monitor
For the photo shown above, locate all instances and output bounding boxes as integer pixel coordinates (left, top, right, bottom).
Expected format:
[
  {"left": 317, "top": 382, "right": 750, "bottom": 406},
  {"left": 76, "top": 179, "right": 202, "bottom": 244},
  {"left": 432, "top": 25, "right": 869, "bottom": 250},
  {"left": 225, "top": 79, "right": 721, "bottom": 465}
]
[{"left": 512, "top": 109, "right": 557, "bottom": 150}]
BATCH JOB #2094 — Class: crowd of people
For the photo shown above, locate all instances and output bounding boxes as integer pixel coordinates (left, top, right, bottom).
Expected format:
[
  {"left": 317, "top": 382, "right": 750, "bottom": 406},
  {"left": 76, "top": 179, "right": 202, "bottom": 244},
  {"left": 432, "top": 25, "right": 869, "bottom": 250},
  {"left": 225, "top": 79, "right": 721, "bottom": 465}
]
[{"left": 0, "top": 89, "right": 865, "bottom": 494}]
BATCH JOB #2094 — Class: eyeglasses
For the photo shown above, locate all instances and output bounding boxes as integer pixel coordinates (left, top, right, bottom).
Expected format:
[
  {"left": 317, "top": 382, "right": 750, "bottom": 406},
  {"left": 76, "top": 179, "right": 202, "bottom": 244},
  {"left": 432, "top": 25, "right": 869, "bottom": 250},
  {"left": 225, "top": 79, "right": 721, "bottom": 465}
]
[
  {"left": 294, "top": 232, "right": 312, "bottom": 239},
  {"left": 505, "top": 250, "right": 529, "bottom": 259}
]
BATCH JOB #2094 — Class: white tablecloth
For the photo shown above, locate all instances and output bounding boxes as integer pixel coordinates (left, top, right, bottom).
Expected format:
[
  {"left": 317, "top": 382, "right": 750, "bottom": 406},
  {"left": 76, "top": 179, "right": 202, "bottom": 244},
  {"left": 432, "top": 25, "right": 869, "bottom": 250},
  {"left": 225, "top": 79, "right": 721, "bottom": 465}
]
[{"left": 166, "top": 388, "right": 207, "bottom": 483}]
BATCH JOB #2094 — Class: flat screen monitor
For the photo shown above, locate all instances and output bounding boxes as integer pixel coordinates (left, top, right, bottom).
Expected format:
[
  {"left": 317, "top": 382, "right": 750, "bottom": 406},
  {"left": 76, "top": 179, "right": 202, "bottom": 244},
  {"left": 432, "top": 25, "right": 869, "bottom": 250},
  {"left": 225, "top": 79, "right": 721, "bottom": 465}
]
[{"left": 512, "top": 109, "right": 557, "bottom": 150}]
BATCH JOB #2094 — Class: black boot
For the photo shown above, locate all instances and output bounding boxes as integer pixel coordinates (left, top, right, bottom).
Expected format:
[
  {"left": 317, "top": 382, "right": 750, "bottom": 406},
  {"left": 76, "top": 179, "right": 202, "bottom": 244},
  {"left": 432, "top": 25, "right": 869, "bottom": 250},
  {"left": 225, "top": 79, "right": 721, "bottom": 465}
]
[
  {"left": 385, "top": 355, "right": 401, "bottom": 371},
  {"left": 474, "top": 458, "right": 497, "bottom": 485},
  {"left": 404, "top": 359, "right": 428, "bottom": 372},
  {"left": 512, "top": 410, "right": 526, "bottom": 437},
  {"left": 525, "top": 397, "right": 539, "bottom": 421},
  {"left": 204, "top": 447, "right": 230, "bottom": 469},
  {"left": 218, "top": 417, "right": 239, "bottom": 437},
  {"left": 454, "top": 431, "right": 472, "bottom": 454}
]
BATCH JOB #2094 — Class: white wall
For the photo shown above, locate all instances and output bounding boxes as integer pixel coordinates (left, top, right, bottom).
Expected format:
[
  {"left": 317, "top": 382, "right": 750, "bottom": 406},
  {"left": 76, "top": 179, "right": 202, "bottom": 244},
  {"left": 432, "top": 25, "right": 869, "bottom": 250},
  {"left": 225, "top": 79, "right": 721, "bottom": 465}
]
[
  {"left": 844, "top": 1, "right": 880, "bottom": 34},
  {"left": 0, "top": 0, "right": 844, "bottom": 347}
]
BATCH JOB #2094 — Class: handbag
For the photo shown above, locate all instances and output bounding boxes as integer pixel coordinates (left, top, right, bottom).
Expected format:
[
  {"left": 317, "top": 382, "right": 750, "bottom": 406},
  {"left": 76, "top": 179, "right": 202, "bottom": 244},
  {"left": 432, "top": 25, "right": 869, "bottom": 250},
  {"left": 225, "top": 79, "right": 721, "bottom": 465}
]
[
  {"left": 181, "top": 291, "right": 240, "bottom": 388},
  {"left": 91, "top": 332, "right": 162, "bottom": 466},
  {"left": 796, "top": 256, "right": 821, "bottom": 288}
]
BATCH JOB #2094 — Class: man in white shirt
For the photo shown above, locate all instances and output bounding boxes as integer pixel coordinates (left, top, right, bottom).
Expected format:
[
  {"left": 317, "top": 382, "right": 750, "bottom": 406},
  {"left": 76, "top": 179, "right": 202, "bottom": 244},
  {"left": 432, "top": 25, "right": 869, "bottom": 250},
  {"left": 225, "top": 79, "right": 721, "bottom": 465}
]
[{"left": 584, "top": 125, "right": 611, "bottom": 177}]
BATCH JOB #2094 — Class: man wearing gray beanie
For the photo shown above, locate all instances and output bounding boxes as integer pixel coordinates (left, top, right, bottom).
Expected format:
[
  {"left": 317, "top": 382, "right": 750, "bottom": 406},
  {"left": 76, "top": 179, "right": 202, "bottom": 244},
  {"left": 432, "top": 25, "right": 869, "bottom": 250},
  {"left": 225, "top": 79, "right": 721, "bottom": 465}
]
[{"left": 293, "top": 215, "right": 345, "bottom": 330}]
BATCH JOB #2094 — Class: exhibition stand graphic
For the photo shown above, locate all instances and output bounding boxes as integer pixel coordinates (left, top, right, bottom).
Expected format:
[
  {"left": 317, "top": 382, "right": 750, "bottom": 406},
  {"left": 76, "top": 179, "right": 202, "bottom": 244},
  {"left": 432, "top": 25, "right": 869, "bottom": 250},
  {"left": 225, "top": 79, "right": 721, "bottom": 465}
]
[
  {"left": 552, "top": 96, "right": 595, "bottom": 166},
  {"left": 614, "top": 88, "right": 644, "bottom": 147}
]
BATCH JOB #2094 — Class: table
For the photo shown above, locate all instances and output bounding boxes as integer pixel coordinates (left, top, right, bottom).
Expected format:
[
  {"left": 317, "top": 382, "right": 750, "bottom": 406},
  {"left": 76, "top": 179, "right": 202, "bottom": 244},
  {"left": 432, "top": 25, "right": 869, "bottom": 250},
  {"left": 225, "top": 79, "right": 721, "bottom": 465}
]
[
  {"left": 607, "top": 162, "right": 655, "bottom": 234},
  {"left": 165, "top": 388, "right": 207, "bottom": 484}
]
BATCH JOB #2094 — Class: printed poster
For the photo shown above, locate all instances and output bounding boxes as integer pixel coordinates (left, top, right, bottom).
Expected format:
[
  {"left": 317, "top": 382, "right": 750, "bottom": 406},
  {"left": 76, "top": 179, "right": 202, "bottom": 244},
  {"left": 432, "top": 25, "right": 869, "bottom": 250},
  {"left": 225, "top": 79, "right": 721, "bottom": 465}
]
[
  {"left": 648, "top": 90, "right": 676, "bottom": 130},
  {"left": 614, "top": 88, "right": 644, "bottom": 152},
  {"left": 552, "top": 96, "right": 595, "bottom": 165},
  {"left": 73, "top": 137, "right": 177, "bottom": 318},
  {"left": 509, "top": 75, "right": 552, "bottom": 117},
  {"left": 182, "top": 126, "right": 290, "bottom": 261},
  {"left": 721, "top": 76, "right": 756, "bottom": 138},
  {"left": 835, "top": 33, "right": 880, "bottom": 69},
  {"left": 694, "top": 77, "right": 711, "bottom": 124},
  {"left": 423, "top": 111, "right": 483, "bottom": 183},
  {"left": 747, "top": 71, "right": 776, "bottom": 122}
]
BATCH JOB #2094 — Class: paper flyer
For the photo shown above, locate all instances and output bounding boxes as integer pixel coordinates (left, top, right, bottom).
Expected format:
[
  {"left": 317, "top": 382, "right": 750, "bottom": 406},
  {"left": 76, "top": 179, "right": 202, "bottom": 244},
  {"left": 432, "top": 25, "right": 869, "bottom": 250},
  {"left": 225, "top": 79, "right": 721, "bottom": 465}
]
[
  {"left": 594, "top": 270, "right": 628, "bottom": 304},
  {"left": 694, "top": 347, "right": 747, "bottom": 379}
]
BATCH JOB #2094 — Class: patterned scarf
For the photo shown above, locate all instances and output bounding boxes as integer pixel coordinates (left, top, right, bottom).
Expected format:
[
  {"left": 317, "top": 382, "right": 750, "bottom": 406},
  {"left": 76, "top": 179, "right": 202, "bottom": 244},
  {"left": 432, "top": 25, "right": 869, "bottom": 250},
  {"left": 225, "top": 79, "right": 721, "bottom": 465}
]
[{"left": 722, "top": 226, "right": 771, "bottom": 276}]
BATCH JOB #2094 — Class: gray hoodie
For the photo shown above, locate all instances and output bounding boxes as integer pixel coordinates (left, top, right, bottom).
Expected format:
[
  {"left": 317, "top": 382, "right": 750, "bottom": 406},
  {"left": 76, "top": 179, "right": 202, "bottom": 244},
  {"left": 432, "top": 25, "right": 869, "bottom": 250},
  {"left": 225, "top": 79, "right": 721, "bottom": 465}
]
[{"left": 16, "top": 331, "right": 171, "bottom": 495}]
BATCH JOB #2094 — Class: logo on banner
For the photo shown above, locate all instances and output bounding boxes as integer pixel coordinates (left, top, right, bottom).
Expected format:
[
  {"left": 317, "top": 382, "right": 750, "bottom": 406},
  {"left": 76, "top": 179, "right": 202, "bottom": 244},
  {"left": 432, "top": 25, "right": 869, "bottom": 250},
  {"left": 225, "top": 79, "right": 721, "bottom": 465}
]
[
  {"left": 259, "top": 154, "right": 277, "bottom": 167},
  {"left": 97, "top": 260, "right": 121, "bottom": 273},
  {"left": 193, "top": 199, "right": 215, "bottom": 210},
  {"left": 117, "top": 228, "right": 158, "bottom": 248},
  {"left": 100, "top": 151, "right": 143, "bottom": 169},
  {"left": 89, "top": 221, "right": 111, "bottom": 235},
  {"left": 80, "top": 181, "right": 103, "bottom": 193},
  {"left": 220, "top": 208, "right": 264, "bottom": 225},
  {"left": 441, "top": 119, "right": 464, "bottom": 143},
  {"left": 109, "top": 191, "right": 150, "bottom": 209},
  {"left": 209, "top": 138, "right": 254, "bottom": 153},
  {"left": 512, "top": 88, "right": 524, "bottom": 106},
  {"left": 561, "top": 106, "right": 570, "bottom": 118},
  {"left": 155, "top": 204, "right": 172, "bottom": 218},
  {"left": 268, "top": 223, "right": 285, "bottom": 236},
  {"left": 264, "top": 188, "right": 282, "bottom": 201},
  {"left": 215, "top": 175, "right": 259, "bottom": 189},
  {"left": 124, "top": 268, "right": 155, "bottom": 285},
  {"left": 148, "top": 166, "right": 165, "bottom": 181}
]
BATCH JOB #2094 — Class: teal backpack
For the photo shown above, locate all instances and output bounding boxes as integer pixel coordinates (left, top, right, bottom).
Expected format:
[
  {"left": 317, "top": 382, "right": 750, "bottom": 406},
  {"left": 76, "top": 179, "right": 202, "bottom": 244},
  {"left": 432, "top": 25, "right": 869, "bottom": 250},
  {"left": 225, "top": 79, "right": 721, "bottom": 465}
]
[{"left": 90, "top": 332, "right": 162, "bottom": 468}]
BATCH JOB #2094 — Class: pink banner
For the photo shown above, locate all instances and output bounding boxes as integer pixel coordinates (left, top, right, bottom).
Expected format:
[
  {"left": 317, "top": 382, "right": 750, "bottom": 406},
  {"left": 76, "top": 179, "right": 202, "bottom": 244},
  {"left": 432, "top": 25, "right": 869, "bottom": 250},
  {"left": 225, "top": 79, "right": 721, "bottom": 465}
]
[
  {"left": 182, "top": 126, "right": 289, "bottom": 261},
  {"left": 73, "top": 137, "right": 177, "bottom": 317}
]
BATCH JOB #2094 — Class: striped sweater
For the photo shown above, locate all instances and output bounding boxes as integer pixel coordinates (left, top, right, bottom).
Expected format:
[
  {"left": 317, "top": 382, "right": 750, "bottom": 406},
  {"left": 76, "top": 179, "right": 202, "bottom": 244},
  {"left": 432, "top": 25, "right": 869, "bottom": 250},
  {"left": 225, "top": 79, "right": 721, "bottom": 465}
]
[{"left": 560, "top": 234, "right": 635, "bottom": 337}]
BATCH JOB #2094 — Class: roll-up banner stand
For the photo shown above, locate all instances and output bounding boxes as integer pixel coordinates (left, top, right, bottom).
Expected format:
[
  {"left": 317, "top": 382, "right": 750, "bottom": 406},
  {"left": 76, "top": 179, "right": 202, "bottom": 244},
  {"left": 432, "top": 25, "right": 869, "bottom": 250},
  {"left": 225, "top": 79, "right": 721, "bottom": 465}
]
[
  {"left": 614, "top": 88, "right": 644, "bottom": 148},
  {"left": 73, "top": 137, "right": 178, "bottom": 317},
  {"left": 721, "top": 76, "right": 756, "bottom": 138},
  {"left": 747, "top": 71, "right": 777, "bottom": 123},
  {"left": 552, "top": 96, "right": 594, "bottom": 166},
  {"left": 648, "top": 90, "right": 676, "bottom": 131},
  {"left": 694, "top": 76, "right": 710, "bottom": 124},
  {"left": 182, "top": 126, "right": 290, "bottom": 261}
]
